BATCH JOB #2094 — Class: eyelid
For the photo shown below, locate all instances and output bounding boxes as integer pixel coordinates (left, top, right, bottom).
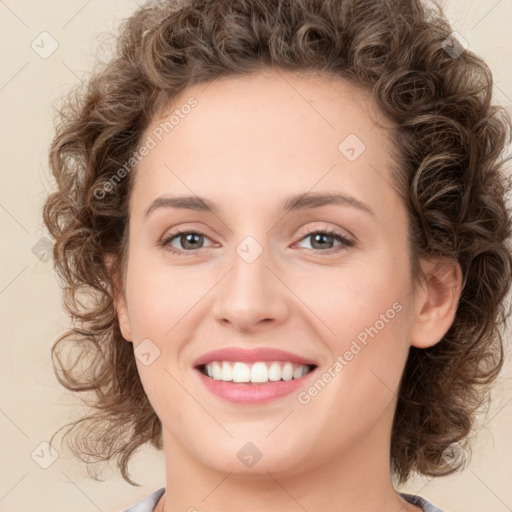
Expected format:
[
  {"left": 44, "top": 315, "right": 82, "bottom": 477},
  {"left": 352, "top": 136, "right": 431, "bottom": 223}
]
[
  {"left": 160, "top": 228, "right": 215, "bottom": 252},
  {"left": 159, "top": 222, "right": 217, "bottom": 244},
  {"left": 293, "top": 228, "right": 355, "bottom": 254},
  {"left": 159, "top": 222, "right": 356, "bottom": 255},
  {"left": 294, "top": 223, "right": 355, "bottom": 243}
]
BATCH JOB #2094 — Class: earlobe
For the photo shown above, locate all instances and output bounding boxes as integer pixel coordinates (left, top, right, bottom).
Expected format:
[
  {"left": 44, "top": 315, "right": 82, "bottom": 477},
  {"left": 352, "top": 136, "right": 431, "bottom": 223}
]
[
  {"left": 105, "top": 254, "right": 133, "bottom": 343},
  {"left": 409, "top": 258, "right": 463, "bottom": 349}
]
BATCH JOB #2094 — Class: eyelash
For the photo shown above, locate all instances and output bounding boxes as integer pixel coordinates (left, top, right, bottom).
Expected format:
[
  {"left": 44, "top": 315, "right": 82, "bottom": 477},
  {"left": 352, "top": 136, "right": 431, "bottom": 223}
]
[{"left": 159, "top": 228, "right": 355, "bottom": 256}]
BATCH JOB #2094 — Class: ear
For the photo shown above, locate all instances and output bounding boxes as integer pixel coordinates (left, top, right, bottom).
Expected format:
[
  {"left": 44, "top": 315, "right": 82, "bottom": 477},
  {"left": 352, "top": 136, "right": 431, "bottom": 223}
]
[
  {"left": 105, "top": 254, "right": 133, "bottom": 343},
  {"left": 409, "top": 257, "right": 462, "bottom": 349}
]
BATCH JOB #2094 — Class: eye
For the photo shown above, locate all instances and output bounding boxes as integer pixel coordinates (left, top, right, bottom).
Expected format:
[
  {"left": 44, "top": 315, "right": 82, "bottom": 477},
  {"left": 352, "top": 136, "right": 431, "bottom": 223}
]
[
  {"left": 295, "top": 229, "right": 354, "bottom": 254},
  {"left": 159, "top": 228, "right": 354, "bottom": 256},
  {"left": 160, "top": 230, "right": 214, "bottom": 254}
]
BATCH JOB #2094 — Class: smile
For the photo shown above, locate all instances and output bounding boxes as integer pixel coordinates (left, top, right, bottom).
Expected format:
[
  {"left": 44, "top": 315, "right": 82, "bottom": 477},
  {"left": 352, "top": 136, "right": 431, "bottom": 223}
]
[
  {"left": 193, "top": 347, "right": 319, "bottom": 403},
  {"left": 200, "top": 361, "right": 315, "bottom": 383}
]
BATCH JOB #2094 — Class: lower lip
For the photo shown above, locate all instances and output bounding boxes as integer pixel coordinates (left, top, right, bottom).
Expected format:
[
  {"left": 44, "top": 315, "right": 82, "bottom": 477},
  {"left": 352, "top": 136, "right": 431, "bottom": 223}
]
[{"left": 195, "top": 368, "right": 316, "bottom": 404}]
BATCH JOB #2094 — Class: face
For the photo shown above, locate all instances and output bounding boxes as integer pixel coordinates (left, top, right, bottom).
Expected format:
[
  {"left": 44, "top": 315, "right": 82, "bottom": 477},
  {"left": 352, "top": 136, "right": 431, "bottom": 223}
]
[{"left": 116, "top": 69, "right": 424, "bottom": 478}]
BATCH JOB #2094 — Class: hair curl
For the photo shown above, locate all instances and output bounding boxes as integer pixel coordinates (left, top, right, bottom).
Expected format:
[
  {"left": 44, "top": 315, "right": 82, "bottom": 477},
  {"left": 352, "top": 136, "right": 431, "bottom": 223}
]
[{"left": 43, "top": 0, "right": 512, "bottom": 486}]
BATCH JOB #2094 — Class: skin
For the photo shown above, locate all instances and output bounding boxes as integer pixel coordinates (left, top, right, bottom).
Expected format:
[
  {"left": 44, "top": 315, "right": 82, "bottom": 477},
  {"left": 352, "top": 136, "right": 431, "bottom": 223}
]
[{"left": 113, "top": 69, "right": 462, "bottom": 512}]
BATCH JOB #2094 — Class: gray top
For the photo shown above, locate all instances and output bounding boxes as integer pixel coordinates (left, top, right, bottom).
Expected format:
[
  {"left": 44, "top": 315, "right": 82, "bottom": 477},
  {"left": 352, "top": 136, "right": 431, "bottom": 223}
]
[{"left": 121, "top": 487, "right": 445, "bottom": 511}]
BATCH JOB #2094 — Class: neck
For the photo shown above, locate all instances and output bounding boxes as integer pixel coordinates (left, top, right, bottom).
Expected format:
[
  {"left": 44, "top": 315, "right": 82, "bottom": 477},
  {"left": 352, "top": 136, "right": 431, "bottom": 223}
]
[{"left": 156, "top": 423, "right": 420, "bottom": 512}]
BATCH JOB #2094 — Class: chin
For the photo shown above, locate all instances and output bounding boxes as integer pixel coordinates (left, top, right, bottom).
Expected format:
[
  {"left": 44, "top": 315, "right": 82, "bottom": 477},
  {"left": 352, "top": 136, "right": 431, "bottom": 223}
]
[{"left": 190, "top": 437, "right": 312, "bottom": 478}]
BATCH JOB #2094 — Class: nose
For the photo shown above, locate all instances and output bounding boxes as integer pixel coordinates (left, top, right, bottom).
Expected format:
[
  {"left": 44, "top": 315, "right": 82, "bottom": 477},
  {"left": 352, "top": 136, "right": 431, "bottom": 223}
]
[{"left": 212, "top": 238, "right": 290, "bottom": 334}]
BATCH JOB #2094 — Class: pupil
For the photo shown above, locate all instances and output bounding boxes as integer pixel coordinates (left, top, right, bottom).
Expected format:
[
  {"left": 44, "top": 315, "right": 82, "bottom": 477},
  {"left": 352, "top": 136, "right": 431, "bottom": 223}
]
[
  {"left": 183, "top": 233, "right": 202, "bottom": 249},
  {"left": 179, "top": 233, "right": 334, "bottom": 250},
  {"left": 313, "top": 233, "right": 332, "bottom": 249}
]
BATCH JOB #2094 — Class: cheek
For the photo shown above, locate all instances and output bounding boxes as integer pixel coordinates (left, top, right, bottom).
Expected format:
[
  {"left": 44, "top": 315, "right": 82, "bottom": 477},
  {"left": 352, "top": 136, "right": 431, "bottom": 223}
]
[
  {"left": 124, "top": 234, "right": 412, "bottom": 345},
  {"left": 301, "top": 249, "right": 413, "bottom": 397},
  {"left": 304, "top": 296, "right": 412, "bottom": 442},
  {"left": 303, "top": 253, "right": 410, "bottom": 342},
  {"left": 123, "top": 252, "right": 204, "bottom": 340},
  {"left": 123, "top": 253, "right": 196, "bottom": 410}
]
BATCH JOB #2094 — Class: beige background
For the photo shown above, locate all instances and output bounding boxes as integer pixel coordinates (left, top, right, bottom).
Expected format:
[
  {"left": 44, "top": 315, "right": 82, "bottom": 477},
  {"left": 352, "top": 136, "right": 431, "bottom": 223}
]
[{"left": 0, "top": 0, "right": 511, "bottom": 511}]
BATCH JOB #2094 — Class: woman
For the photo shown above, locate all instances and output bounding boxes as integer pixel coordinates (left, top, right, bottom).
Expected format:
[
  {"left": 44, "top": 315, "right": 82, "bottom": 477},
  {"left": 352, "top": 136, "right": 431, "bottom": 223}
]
[{"left": 43, "top": 0, "right": 512, "bottom": 511}]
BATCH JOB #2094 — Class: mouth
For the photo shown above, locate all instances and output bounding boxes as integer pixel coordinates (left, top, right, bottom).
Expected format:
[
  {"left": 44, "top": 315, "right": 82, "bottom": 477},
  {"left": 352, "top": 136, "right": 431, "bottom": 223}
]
[
  {"left": 193, "top": 347, "right": 319, "bottom": 403},
  {"left": 197, "top": 360, "right": 317, "bottom": 384}
]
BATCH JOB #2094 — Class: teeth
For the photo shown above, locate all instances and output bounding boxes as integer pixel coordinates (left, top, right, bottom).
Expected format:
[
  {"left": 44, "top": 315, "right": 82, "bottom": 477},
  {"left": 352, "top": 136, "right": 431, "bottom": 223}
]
[
  {"left": 251, "top": 362, "right": 268, "bottom": 383},
  {"left": 221, "top": 361, "right": 233, "bottom": 381},
  {"left": 203, "top": 361, "right": 312, "bottom": 383},
  {"left": 212, "top": 361, "right": 222, "bottom": 380},
  {"left": 232, "top": 362, "right": 250, "bottom": 382},
  {"left": 293, "top": 364, "right": 303, "bottom": 379},
  {"left": 268, "top": 361, "right": 281, "bottom": 381},
  {"left": 282, "top": 362, "right": 293, "bottom": 381}
]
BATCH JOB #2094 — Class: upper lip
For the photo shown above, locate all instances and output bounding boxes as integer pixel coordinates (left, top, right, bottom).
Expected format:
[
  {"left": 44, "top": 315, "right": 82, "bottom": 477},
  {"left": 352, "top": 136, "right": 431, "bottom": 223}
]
[{"left": 193, "top": 347, "right": 318, "bottom": 367}]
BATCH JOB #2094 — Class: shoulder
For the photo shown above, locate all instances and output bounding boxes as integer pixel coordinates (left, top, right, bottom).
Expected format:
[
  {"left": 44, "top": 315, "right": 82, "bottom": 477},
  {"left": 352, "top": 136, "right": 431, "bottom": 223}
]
[
  {"left": 120, "top": 487, "right": 165, "bottom": 512},
  {"left": 400, "top": 492, "right": 446, "bottom": 512}
]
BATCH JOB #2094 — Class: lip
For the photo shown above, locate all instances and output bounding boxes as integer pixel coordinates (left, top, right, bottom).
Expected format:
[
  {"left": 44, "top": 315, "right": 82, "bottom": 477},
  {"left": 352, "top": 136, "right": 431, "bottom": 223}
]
[
  {"left": 193, "top": 347, "right": 318, "bottom": 404},
  {"left": 195, "top": 366, "right": 318, "bottom": 404},
  {"left": 193, "top": 347, "right": 318, "bottom": 367}
]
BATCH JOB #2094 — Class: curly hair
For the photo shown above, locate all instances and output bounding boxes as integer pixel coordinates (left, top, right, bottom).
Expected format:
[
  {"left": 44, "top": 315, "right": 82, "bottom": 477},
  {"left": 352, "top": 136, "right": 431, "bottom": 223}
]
[{"left": 43, "top": 0, "right": 512, "bottom": 486}]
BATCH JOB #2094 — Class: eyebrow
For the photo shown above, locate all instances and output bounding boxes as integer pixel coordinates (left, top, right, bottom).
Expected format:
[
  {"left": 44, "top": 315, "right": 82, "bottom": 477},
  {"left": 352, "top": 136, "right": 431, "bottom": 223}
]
[{"left": 143, "top": 192, "right": 375, "bottom": 218}]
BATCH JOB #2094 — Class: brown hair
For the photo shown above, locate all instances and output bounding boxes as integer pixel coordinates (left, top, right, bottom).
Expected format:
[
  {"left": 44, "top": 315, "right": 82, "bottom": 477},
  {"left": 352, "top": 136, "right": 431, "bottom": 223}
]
[{"left": 43, "top": 0, "right": 512, "bottom": 486}]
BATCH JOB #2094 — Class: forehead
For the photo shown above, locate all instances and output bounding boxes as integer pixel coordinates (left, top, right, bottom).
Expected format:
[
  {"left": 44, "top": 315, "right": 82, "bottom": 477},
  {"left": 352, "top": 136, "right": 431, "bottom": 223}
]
[{"left": 129, "top": 69, "right": 401, "bottom": 221}]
